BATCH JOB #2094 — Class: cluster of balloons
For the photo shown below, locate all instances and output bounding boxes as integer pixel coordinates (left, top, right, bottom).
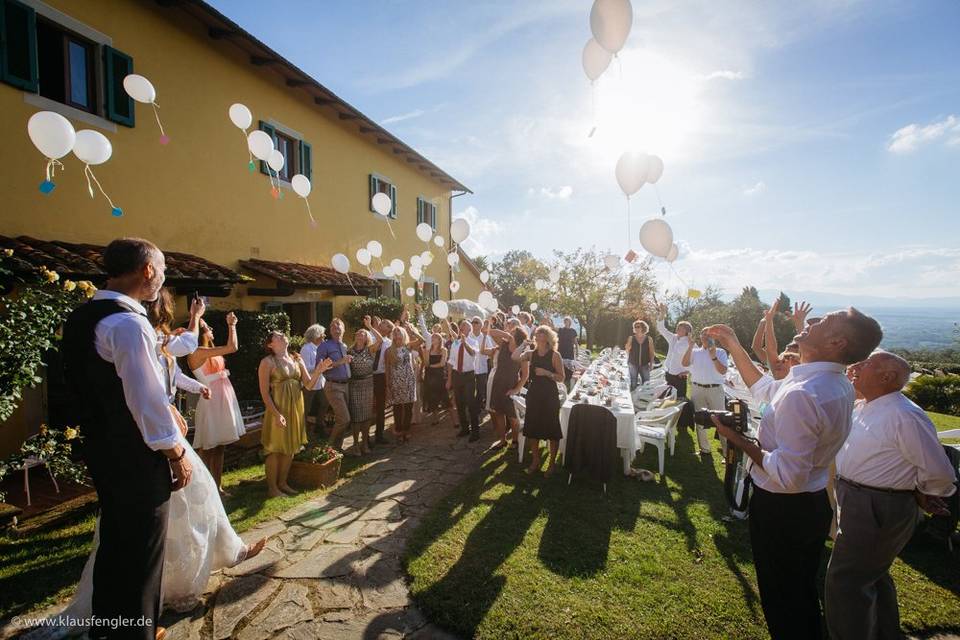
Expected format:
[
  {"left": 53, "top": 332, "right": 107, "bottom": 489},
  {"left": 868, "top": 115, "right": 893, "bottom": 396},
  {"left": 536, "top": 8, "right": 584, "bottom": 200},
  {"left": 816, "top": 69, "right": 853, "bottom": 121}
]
[
  {"left": 615, "top": 152, "right": 664, "bottom": 198},
  {"left": 27, "top": 111, "right": 122, "bottom": 217},
  {"left": 582, "top": 0, "right": 633, "bottom": 83},
  {"left": 122, "top": 74, "right": 168, "bottom": 145}
]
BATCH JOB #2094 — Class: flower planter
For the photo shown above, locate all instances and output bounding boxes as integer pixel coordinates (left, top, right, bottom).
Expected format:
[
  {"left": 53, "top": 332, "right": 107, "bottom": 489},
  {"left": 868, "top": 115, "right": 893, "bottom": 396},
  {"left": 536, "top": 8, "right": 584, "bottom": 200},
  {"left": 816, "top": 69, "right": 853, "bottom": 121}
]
[{"left": 289, "top": 457, "right": 341, "bottom": 489}]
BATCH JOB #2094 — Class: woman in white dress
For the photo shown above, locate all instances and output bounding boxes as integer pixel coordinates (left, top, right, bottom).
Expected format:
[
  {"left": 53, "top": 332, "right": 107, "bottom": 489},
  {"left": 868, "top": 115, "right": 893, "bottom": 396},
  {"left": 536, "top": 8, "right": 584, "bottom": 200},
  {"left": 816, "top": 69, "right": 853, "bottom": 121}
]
[{"left": 187, "top": 313, "right": 245, "bottom": 495}]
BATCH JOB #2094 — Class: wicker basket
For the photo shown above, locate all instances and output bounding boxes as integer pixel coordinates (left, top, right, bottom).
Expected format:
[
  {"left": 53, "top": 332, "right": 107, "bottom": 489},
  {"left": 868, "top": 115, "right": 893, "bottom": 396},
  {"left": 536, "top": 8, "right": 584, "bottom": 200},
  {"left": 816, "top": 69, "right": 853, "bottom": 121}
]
[{"left": 288, "top": 457, "right": 341, "bottom": 489}]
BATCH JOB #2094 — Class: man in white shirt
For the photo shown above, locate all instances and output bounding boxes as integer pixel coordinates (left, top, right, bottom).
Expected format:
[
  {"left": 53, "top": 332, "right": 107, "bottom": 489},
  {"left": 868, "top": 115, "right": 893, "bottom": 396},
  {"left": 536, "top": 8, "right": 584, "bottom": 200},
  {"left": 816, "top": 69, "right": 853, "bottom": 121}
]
[
  {"left": 471, "top": 316, "right": 494, "bottom": 418},
  {"left": 705, "top": 307, "right": 883, "bottom": 640},
  {"left": 825, "top": 351, "right": 956, "bottom": 640},
  {"left": 682, "top": 329, "right": 729, "bottom": 456},
  {"left": 656, "top": 303, "right": 691, "bottom": 398},
  {"left": 447, "top": 319, "right": 481, "bottom": 441},
  {"left": 299, "top": 324, "right": 328, "bottom": 435},
  {"left": 62, "top": 238, "right": 192, "bottom": 640},
  {"left": 371, "top": 318, "right": 394, "bottom": 446}
]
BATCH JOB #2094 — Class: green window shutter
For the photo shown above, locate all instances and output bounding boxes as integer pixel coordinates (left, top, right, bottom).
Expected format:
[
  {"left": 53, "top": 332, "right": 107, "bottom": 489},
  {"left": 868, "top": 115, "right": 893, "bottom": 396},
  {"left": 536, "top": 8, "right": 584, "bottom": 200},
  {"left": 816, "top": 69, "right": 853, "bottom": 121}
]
[
  {"left": 368, "top": 174, "right": 378, "bottom": 212},
  {"left": 258, "top": 121, "right": 275, "bottom": 175},
  {"left": 429, "top": 202, "right": 437, "bottom": 229},
  {"left": 299, "top": 140, "right": 312, "bottom": 181},
  {"left": 1, "top": 0, "right": 39, "bottom": 92},
  {"left": 103, "top": 45, "right": 134, "bottom": 126},
  {"left": 389, "top": 184, "right": 397, "bottom": 219},
  {"left": 416, "top": 197, "right": 424, "bottom": 225},
  {"left": 432, "top": 283, "right": 439, "bottom": 300}
]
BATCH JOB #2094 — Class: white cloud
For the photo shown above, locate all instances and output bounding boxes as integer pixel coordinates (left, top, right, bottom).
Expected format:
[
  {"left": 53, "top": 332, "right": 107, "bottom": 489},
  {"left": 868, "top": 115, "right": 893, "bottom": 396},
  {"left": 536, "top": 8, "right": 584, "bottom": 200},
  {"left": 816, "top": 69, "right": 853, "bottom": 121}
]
[
  {"left": 537, "top": 185, "right": 573, "bottom": 200},
  {"left": 887, "top": 114, "right": 960, "bottom": 154},
  {"left": 381, "top": 109, "right": 425, "bottom": 125},
  {"left": 701, "top": 69, "right": 745, "bottom": 81},
  {"left": 453, "top": 205, "right": 503, "bottom": 258},
  {"left": 743, "top": 181, "right": 766, "bottom": 196}
]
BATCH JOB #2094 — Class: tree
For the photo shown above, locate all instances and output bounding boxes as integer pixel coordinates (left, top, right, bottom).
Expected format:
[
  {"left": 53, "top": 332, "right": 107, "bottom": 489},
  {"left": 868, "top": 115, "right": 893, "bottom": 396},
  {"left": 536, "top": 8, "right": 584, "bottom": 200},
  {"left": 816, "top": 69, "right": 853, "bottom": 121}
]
[
  {"left": 471, "top": 254, "right": 490, "bottom": 273},
  {"left": 489, "top": 250, "right": 548, "bottom": 309}
]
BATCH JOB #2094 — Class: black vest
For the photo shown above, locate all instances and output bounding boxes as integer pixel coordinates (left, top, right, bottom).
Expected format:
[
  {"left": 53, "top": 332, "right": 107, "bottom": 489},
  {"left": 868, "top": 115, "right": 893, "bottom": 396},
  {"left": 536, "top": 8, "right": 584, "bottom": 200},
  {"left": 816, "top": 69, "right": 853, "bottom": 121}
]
[{"left": 62, "top": 299, "right": 171, "bottom": 509}]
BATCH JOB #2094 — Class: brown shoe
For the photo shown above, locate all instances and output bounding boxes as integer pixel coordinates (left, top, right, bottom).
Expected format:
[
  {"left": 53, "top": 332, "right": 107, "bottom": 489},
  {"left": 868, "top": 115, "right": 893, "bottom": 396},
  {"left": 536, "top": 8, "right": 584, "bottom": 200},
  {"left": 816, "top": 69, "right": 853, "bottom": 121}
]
[{"left": 156, "top": 627, "right": 167, "bottom": 640}]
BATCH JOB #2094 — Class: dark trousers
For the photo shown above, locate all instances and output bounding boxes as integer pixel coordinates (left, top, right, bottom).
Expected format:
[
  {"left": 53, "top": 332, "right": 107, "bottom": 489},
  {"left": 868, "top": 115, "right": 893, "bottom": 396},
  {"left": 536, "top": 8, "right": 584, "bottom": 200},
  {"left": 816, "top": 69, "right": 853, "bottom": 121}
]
[
  {"left": 749, "top": 485, "right": 833, "bottom": 640},
  {"left": 373, "top": 373, "right": 386, "bottom": 439},
  {"left": 91, "top": 498, "right": 169, "bottom": 640},
  {"left": 475, "top": 372, "right": 489, "bottom": 414},
  {"left": 452, "top": 370, "right": 480, "bottom": 434}
]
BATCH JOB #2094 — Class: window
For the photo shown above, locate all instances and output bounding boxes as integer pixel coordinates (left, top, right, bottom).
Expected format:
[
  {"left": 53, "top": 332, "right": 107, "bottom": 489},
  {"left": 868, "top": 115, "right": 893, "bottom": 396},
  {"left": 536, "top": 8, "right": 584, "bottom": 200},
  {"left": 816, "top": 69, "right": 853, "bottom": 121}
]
[
  {"left": 380, "top": 278, "right": 401, "bottom": 300},
  {"left": 369, "top": 175, "right": 398, "bottom": 219},
  {"left": 258, "top": 121, "right": 312, "bottom": 183},
  {"left": 416, "top": 281, "right": 439, "bottom": 304},
  {"left": 0, "top": 1, "right": 135, "bottom": 125},
  {"left": 417, "top": 197, "right": 437, "bottom": 230}
]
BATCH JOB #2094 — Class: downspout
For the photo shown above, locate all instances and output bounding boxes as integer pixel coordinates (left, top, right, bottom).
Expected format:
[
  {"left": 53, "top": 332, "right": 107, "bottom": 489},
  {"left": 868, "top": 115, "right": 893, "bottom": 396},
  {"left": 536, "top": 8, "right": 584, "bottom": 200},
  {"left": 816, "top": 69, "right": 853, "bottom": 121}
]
[{"left": 448, "top": 189, "right": 469, "bottom": 300}]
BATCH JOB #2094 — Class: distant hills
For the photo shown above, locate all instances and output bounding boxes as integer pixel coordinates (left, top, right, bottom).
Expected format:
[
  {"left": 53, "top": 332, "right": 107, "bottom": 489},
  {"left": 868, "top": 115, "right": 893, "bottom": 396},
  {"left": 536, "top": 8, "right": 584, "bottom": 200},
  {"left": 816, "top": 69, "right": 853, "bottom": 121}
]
[{"left": 753, "top": 290, "right": 960, "bottom": 311}]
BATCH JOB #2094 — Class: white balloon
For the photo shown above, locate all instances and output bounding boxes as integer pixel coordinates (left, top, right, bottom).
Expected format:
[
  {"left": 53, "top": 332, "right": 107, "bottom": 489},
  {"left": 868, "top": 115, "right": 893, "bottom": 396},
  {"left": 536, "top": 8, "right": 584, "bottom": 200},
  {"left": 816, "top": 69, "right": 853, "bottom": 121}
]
[
  {"left": 356, "top": 248, "right": 371, "bottom": 266},
  {"left": 603, "top": 254, "right": 620, "bottom": 270},
  {"left": 72, "top": 130, "right": 112, "bottom": 165},
  {"left": 615, "top": 151, "right": 649, "bottom": 197},
  {"left": 450, "top": 218, "right": 471, "bottom": 243},
  {"left": 390, "top": 258, "right": 405, "bottom": 275},
  {"left": 267, "top": 149, "right": 284, "bottom": 172},
  {"left": 122, "top": 74, "right": 156, "bottom": 103},
  {"left": 331, "top": 253, "right": 350, "bottom": 274},
  {"left": 27, "top": 111, "right": 76, "bottom": 159},
  {"left": 406, "top": 287, "right": 416, "bottom": 297},
  {"left": 549, "top": 269, "right": 560, "bottom": 284},
  {"left": 228, "top": 103, "right": 252, "bottom": 130},
  {"left": 511, "top": 305, "right": 520, "bottom": 315},
  {"left": 433, "top": 235, "right": 445, "bottom": 248},
  {"left": 646, "top": 155, "right": 664, "bottom": 184},
  {"left": 372, "top": 192, "right": 392, "bottom": 216},
  {"left": 530, "top": 303, "right": 539, "bottom": 311},
  {"left": 590, "top": 0, "right": 633, "bottom": 54},
  {"left": 432, "top": 299, "right": 449, "bottom": 319},
  {"left": 367, "top": 240, "right": 383, "bottom": 258},
  {"left": 447, "top": 252, "right": 460, "bottom": 267},
  {"left": 291, "top": 174, "right": 311, "bottom": 198},
  {"left": 638, "top": 218, "right": 674, "bottom": 258},
  {"left": 247, "top": 130, "right": 274, "bottom": 161},
  {"left": 421, "top": 250, "right": 434, "bottom": 266},
  {"left": 478, "top": 290, "right": 494, "bottom": 307},
  {"left": 666, "top": 242, "right": 679, "bottom": 263},
  {"left": 409, "top": 264, "right": 422, "bottom": 280},
  {"left": 415, "top": 222, "right": 433, "bottom": 242},
  {"left": 479, "top": 270, "right": 489, "bottom": 284},
  {"left": 382, "top": 265, "right": 394, "bottom": 278},
  {"left": 450, "top": 281, "right": 460, "bottom": 293},
  {"left": 489, "top": 297, "right": 500, "bottom": 311},
  {"left": 410, "top": 255, "right": 422, "bottom": 268},
  {"left": 582, "top": 38, "right": 612, "bottom": 82}
]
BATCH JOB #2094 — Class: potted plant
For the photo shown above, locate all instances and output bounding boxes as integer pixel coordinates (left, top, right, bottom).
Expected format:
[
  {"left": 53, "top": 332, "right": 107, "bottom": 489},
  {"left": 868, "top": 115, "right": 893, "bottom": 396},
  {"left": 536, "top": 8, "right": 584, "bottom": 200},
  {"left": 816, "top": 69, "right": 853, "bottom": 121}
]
[{"left": 289, "top": 444, "right": 342, "bottom": 489}]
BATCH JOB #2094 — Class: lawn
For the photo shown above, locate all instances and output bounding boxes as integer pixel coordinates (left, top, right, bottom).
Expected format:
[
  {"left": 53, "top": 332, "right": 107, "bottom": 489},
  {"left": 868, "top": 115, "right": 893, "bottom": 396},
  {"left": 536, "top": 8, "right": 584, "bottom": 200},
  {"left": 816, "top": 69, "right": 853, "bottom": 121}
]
[
  {"left": 930, "top": 411, "right": 960, "bottom": 444},
  {"left": 405, "top": 424, "right": 960, "bottom": 640},
  {"left": 0, "top": 451, "right": 372, "bottom": 621}
]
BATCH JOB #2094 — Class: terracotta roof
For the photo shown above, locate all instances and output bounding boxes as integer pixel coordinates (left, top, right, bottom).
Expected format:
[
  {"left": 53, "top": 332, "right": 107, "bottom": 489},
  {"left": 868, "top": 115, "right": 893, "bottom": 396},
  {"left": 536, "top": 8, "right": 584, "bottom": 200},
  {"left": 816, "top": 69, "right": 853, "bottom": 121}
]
[
  {"left": 166, "top": 1, "right": 470, "bottom": 194},
  {"left": 0, "top": 235, "right": 244, "bottom": 284},
  {"left": 239, "top": 258, "right": 379, "bottom": 293}
]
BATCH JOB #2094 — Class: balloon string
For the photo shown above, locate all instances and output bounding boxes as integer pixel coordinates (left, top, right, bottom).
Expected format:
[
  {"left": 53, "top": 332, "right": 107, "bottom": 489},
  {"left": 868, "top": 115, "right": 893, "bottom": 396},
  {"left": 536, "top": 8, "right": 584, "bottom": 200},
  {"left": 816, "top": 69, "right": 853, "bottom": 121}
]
[
  {"left": 345, "top": 272, "right": 358, "bottom": 296},
  {"left": 626, "top": 196, "right": 632, "bottom": 249},
  {"left": 45, "top": 158, "right": 64, "bottom": 182},
  {"left": 84, "top": 165, "right": 118, "bottom": 210},
  {"left": 151, "top": 102, "right": 165, "bottom": 137},
  {"left": 386, "top": 219, "right": 396, "bottom": 240},
  {"left": 654, "top": 184, "right": 666, "bottom": 215},
  {"left": 303, "top": 198, "right": 317, "bottom": 227},
  {"left": 669, "top": 263, "right": 690, "bottom": 289},
  {"left": 588, "top": 83, "right": 597, "bottom": 138},
  {"left": 242, "top": 129, "right": 253, "bottom": 164}
]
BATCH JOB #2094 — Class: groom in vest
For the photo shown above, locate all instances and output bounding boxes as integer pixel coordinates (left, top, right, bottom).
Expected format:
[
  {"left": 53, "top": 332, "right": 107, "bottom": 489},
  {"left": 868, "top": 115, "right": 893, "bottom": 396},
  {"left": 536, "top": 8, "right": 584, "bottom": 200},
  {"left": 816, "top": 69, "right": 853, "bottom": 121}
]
[{"left": 63, "top": 238, "right": 193, "bottom": 640}]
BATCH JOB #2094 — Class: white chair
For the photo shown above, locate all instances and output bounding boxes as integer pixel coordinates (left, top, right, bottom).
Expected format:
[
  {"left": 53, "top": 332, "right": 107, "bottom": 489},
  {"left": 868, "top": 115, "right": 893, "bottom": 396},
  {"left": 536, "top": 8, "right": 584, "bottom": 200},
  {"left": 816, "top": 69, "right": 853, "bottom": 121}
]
[
  {"left": 20, "top": 455, "right": 60, "bottom": 508},
  {"left": 512, "top": 395, "right": 527, "bottom": 463},
  {"left": 938, "top": 429, "right": 960, "bottom": 441},
  {"left": 633, "top": 405, "right": 683, "bottom": 476}
]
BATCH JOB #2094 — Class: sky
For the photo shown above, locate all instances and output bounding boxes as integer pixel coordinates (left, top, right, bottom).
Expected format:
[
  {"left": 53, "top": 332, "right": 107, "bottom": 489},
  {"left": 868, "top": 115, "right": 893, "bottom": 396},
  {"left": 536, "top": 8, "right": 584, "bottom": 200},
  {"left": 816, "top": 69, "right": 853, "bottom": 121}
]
[{"left": 210, "top": 0, "right": 960, "bottom": 301}]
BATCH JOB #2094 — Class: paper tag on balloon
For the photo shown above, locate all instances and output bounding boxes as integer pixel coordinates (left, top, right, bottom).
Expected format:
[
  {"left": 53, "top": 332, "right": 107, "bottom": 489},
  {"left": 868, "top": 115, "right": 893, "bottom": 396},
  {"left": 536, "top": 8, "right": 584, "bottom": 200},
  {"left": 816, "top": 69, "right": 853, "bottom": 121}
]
[
  {"left": 687, "top": 288, "right": 701, "bottom": 299},
  {"left": 248, "top": 160, "right": 255, "bottom": 173},
  {"left": 624, "top": 249, "right": 638, "bottom": 263},
  {"left": 39, "top": 180, "right": 56, "bottom": 195}
]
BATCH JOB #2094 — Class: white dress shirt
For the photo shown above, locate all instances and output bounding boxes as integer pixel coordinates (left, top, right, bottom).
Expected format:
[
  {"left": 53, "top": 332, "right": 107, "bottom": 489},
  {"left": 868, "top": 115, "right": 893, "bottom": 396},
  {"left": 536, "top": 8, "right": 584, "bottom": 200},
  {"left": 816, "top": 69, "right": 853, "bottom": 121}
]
[
  {"left": 448, "top": 335, "right": 479, "bottom": 373},
  {"left": 473, "top": 332, "right": 495, "bottom": 375},
  {"left": 836, "top": 392, "right": 957, "bottom": 496},
  {"left": 748, "top": 361, "right": 855, "bottom": 494},
  {"left": 162, "top": 331, "right": 198, "bottom": 358},
  {"left": 299, "top": 341, "right": 326, "bottom": 391},
  {"left": 688, "top": 347, "right": 728, "bottom": 385},
  {"left": 656, "top": 318, "right": 691, "bottom": 376},
  {"left": 374, "top": 338, "right": 392, "bottom": 375},
  {"left": 92, "top": 290, "right": 180, "bottom": 452}
]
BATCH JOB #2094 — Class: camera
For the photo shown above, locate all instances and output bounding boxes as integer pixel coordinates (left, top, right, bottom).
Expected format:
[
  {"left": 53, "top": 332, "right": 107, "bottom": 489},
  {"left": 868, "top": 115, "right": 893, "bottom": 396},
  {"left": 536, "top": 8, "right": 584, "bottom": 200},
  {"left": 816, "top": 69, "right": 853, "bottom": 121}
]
[{"left": 693, "top": 399, "right": 749, "bottom": 433}]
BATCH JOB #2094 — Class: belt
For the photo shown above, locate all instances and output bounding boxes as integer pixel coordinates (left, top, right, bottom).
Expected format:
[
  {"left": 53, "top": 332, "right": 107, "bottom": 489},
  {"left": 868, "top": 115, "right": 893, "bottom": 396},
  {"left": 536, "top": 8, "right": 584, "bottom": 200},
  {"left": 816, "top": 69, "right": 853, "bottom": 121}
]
[
  {"left": 326, "top": 378, "right": 349, "bottom": 384},
  {"left": 692, "top": 382, "right": 720, "bottom": 388},
  {"left": 351, "top": 375, "right": 372, "bottom": 381},
  {"left": 838, "top": 476, "right": 915, "bottom": 495}
]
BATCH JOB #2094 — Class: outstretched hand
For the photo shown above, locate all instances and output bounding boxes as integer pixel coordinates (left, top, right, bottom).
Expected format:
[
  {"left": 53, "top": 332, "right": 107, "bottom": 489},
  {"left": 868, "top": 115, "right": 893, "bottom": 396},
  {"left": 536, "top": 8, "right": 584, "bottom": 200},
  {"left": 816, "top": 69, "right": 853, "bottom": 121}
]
[
  {"left": 704, "top": 324, "right": 739, "bottom": 349},
  {"left": 789, "top": 301, "right": 812, "bottom": 333}
]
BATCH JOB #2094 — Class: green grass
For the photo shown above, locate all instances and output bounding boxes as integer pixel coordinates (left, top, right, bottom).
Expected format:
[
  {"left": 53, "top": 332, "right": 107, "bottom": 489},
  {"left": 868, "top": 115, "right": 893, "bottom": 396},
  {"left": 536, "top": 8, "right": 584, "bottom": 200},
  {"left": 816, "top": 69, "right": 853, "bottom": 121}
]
[
  {"left": 929, "top": 411, "right": 960, "bottom": 444},
  {"left": 405, "top": 427, "right": 960, "bottom": 640},
  {"left": 0, "top": 451, "right": 372, "bottom": 621}
]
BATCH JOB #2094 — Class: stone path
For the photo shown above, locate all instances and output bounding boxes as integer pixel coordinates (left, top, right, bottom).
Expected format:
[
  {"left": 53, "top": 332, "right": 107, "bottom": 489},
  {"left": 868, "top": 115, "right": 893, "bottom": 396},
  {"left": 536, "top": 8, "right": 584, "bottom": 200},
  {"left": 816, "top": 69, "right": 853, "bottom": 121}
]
[{"left": 161, "top": 420, "right": 492, "bottom": 640}]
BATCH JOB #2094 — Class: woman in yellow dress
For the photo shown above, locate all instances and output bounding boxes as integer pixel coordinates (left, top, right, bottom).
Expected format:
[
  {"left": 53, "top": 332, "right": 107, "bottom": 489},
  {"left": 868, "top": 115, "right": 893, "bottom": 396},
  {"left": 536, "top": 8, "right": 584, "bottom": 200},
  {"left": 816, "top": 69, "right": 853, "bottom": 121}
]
[{"left": 258, "top": 331, "right": 331, "bottom": 497}]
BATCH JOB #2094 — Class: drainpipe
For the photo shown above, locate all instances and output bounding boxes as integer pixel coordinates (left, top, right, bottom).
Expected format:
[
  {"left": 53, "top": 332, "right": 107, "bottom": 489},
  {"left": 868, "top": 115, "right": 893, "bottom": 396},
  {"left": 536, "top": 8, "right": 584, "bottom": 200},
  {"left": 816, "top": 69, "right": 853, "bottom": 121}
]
[{"left": 448, "top": 190, "right": 469, "bottom": 300}]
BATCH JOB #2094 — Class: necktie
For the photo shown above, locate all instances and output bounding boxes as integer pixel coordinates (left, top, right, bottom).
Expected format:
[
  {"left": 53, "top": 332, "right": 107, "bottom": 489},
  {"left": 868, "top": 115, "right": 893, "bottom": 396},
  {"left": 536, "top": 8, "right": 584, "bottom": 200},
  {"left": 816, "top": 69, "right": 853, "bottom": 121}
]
[{"left": 458, "top": 342, "right": 465, "bottom": 372}]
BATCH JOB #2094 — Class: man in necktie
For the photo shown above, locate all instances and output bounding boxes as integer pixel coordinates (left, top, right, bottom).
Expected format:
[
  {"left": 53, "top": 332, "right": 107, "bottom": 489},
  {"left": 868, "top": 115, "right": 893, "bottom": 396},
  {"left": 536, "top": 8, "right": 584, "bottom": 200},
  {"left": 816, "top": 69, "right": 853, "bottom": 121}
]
[{"left": 447, "top": 319, "right": 481, "bottom": 441}]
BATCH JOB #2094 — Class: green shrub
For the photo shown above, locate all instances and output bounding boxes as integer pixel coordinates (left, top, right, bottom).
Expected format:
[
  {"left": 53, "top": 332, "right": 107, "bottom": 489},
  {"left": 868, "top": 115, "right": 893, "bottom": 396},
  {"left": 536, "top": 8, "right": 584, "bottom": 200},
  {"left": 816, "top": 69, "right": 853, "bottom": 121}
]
[
  {"left": 201, "top": 310, "right": 290, "bottom": 408},
  {"left": 904, "top": 375, "right": 960, "bottom": 415},
  {"left": 342, "top": 297, "right": 404, "bottom": 331},
  {"left": 908, "top": 361, "right": 960, "bottom": 375}
]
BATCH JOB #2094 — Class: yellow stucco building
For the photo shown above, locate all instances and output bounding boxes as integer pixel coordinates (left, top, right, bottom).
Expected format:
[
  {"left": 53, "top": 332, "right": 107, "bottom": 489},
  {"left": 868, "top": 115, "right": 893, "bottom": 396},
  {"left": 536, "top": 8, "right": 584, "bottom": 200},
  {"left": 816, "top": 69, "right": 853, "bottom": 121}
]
[{"left": 0, "top": 0, "right": 484, "bottom": 454}]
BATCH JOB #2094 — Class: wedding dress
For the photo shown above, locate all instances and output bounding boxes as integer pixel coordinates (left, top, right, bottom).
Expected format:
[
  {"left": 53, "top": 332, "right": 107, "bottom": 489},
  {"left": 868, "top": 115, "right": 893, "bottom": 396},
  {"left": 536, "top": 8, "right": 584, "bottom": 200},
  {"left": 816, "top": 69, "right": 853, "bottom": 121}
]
[{"left": 26, "top": 433, "right": 245, "bottom": 638}]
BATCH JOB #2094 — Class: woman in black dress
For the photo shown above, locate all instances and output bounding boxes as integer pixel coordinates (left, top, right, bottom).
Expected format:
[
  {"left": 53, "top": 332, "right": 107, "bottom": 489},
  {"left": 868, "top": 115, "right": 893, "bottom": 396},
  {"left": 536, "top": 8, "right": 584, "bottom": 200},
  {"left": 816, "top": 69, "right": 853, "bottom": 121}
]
[
  {"left": 512, "top": 325, "right": 566, "bottom": 475},
  {"left": 487, "top": 324, "right": 529, "bottom": 450},
  {"left": 422, "top": 332, "right": 448, "bottom": 423}
]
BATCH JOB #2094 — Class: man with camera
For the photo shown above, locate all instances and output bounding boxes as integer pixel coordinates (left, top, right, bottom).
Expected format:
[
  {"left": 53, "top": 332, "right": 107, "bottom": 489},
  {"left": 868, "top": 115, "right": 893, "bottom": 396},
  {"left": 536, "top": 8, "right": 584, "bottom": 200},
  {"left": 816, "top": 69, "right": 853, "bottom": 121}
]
[
  {"left": 825, "top": 350, "right": 956, "bottom": 640},
  {"left": 682, "top": 329, "right": 729, "bottom": 456},
  {"left": 704, "top": 307, "right": 882, "bottom": 640}
]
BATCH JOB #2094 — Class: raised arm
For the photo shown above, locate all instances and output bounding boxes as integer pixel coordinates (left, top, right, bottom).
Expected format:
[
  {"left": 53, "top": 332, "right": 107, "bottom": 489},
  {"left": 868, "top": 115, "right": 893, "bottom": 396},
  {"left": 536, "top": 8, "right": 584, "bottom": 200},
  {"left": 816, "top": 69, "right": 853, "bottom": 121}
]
[
  {"left": 512, "top": 341, "right": 533, "bottom": 363},
  {"left": 403, "top": 321, "right": 424, "bottom": 349},
  {"left": 750, "top": 318, "right": 767, "bottom": 363},
  {"left": 762, "top": 311, "right": 779, "bottom": 366},
  {"left": 681, "top": 339, "right": 694, "bottom": 368},
  {"left": 656, "top": 304, "right": 676, "bottom": 343},
  {"left": 364, "top": 315, "right": 384, "bottom": 354},
  {"left": 704, "top": 325, "right": 762, "bottom": 387}
]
